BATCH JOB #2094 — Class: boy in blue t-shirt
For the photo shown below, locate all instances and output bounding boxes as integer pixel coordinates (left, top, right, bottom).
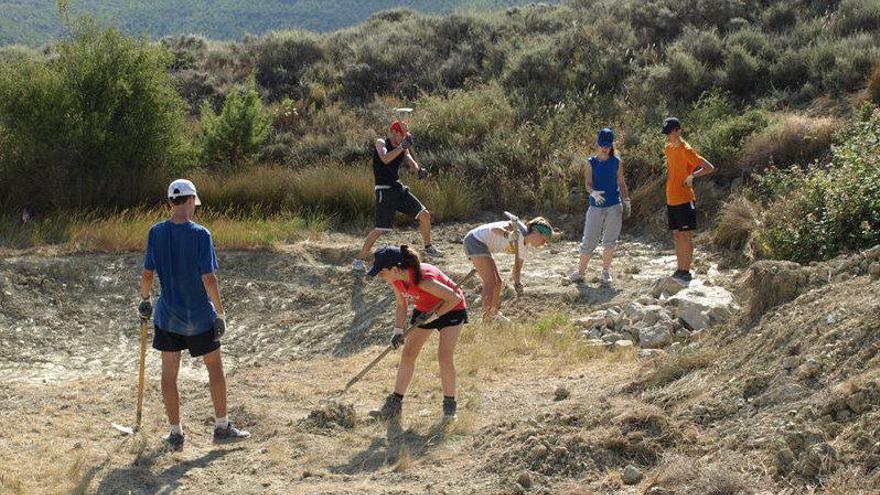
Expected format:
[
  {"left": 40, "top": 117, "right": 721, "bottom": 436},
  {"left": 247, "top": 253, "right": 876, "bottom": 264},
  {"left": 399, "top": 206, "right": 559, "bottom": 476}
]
[{"left": 137, "top": 179, "right": 250, "bottom": 451}]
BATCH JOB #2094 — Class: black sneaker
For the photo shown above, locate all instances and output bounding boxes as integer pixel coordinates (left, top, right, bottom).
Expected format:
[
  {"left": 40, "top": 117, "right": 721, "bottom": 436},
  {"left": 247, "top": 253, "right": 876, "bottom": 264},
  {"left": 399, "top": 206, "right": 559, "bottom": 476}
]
[
  {"left": 213, "top": 423, "right": 251, "bottom": 442},
  {"left": 442, "top": 397, "right": 457, "bottom": 421},
  {"left": 162, "top": 432, "right": 185, "bottom": 451},
  {"left": 672, "top": 270, "right": 692, "bottom": 283},
  {"left": 368, "top": 394, "right": 402, "bottom": 421}
]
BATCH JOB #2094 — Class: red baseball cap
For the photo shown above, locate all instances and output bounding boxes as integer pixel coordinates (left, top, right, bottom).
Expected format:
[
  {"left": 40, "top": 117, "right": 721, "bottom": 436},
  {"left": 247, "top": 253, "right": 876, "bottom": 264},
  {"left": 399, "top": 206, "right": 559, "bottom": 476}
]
[{"left": 390, "top": 121, "right": 404, "bottom": 134}]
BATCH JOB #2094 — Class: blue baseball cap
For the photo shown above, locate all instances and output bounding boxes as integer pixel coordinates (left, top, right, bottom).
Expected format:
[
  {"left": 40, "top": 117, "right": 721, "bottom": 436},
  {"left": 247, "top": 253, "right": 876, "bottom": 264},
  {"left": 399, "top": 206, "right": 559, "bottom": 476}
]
[
  {"left": 367, "top": 245, "right": 404, "bottom": 276},
  {"left": 597, "top": 128, "right": 614, "bottom": 147}
]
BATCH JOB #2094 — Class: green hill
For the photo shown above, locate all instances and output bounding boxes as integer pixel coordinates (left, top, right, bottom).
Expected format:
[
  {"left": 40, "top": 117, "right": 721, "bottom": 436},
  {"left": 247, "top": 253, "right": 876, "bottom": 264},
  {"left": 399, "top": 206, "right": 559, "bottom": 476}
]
[{"left": 0, "top": 0, "right": 554, "bottom": 45}]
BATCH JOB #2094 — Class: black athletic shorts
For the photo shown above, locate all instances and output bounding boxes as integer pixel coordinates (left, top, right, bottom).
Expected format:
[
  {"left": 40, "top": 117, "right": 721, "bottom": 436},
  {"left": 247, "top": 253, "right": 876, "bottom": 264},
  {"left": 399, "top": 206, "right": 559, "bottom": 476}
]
[
  {"left": 667, "top": 202, "right": 698, "bottom": 231},
  {"left": 411, "top": 309, "right": 469, "bottom": 330},
  {"left": 153, "top": 326, "right": 220, "bottom": 357},
  {"left": 375, "top": 184, "right": 425, "bottom": 230}
]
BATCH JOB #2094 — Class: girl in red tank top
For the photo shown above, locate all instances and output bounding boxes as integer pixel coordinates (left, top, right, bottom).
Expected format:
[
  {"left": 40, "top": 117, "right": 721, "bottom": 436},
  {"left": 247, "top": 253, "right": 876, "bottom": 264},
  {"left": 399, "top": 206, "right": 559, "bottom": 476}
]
[{"left": 366, "top": 245, "right": 468, "bottom": 421}]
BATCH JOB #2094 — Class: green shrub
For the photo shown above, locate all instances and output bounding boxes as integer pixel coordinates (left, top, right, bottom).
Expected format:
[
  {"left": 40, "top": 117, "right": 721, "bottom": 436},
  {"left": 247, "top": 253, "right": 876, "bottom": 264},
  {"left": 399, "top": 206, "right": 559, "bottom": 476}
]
[
  {"left": 676, "top": 28, "right": 724, "bottom": 68},
  {"left": 762, "top": 3, "right": 798, "bottom": 32},
  {"left": 0, "top": 23, "right": 187, "bottom": 212},
  {"left": 199, "top": 77, "right": 271, "bottom": 171},
  {"left": 647, "top": 51, "right": 710, "bottom": 104},
  {"left": 251, "top": 30, "right": 324, "bottom": 100},
  {"left": 837, "top": 0, "right": 880, "bottom": 35},
  {"left": 410, "top": 85, "right": 515, "bottom": 150},
  {"left": 770, "top": 49, "right": 810, "bottom": 90},
  {"left": 756, "top": 105, "right": 880, "bottom": 262},
  {"left": 723, "top": 45, "right": 764, "bottom": 98}
]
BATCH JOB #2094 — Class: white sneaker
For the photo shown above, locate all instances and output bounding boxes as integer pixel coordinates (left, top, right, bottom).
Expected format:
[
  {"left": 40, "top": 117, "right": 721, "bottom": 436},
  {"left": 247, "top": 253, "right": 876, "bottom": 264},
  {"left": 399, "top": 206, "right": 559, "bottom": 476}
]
[
  {"left": 568, "top": 271, "right": 584, "bottom": 283},
  {"left": 602, "top": 270, "right": 612, "bottom": 285},
  {"left": 352, "top": 259, "right": 366, "bottom": 271}
]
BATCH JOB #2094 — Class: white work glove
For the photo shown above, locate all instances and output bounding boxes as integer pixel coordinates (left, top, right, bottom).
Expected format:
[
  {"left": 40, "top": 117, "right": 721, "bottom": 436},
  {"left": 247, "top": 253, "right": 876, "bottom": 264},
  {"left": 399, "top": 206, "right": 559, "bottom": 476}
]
[
  {"left": 590, "top": 190, "right": 606, "bottom": 206},
  {"left": 683, "top": 174, "right": 695, "bottom": 188}
]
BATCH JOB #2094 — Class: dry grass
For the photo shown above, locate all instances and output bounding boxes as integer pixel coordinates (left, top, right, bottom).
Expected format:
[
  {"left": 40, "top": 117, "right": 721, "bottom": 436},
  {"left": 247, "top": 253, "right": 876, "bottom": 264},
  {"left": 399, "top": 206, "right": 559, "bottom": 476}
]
[
  {"left": 739, "top": 114, "right": 838, "bottom": 173},
  {"left": 640, "top": 349, "right": 717, "bottom": 389},
  {"left": 457, "top": 314, "right": 628, "bottom": 377},
  {"left": 0, "top": 209, "right": 327, "bottom": 252},
  {"left": 711, "top": 196, "right": 765, "bottom": 260}
]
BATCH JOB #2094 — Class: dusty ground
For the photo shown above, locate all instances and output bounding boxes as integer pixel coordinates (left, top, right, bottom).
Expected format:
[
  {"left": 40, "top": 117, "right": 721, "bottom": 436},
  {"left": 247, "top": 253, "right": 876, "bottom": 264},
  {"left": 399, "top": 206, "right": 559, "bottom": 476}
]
[{"left": 0, "top": 223, "right": 877, "bottom": 494}]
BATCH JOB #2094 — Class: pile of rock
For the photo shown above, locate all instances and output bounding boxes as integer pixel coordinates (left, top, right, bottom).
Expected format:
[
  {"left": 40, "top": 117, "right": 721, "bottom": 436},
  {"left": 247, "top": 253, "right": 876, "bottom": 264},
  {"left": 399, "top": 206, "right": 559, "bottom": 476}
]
[{"left": 575, "top": 279, "right": 739, "bottom": 355}]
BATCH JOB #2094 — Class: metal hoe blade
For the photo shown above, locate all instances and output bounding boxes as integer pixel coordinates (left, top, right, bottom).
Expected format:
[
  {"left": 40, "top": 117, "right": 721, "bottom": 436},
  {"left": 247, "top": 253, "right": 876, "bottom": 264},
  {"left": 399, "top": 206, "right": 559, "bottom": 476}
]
[{"left": 111, "top": 423, "right": 135, "bottom": 435}]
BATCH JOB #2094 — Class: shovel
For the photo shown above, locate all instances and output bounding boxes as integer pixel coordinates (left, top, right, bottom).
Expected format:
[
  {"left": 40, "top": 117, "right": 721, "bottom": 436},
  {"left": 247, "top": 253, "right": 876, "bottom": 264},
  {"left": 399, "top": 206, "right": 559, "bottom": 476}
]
[{"left": 111, "top": 317, "right": 148, "bottom": 435}]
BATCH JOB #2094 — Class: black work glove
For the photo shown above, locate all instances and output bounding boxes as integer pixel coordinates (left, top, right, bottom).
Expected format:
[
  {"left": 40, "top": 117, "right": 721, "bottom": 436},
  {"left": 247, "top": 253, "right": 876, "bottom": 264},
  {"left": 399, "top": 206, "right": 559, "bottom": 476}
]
[
  {"left": 417, "top": 167, "right": 429, "bottom": 180},
  {"left": 391, "top": 328, "right": 405, "bottom": 350},
  {"left": 138, "top": 297, "right": 152, "bottom": 320},
  {"left": 401, "top": 134, "right": 414, "bottom": 149},
  {"left": 213, "top": 316, "right": 227, "bottom": 341}
]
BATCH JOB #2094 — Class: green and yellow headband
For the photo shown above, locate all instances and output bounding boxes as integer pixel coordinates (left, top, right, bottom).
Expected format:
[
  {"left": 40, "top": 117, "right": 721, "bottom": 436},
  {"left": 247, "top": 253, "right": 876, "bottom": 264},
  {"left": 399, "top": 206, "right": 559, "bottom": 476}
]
[{"left": 532, "top": 223, "right": 553, "bottom": 241}]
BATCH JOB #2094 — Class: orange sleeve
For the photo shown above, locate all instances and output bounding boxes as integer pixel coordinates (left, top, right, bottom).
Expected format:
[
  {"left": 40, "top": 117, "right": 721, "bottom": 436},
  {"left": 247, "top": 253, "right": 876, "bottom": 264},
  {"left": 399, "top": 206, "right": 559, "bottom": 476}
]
[{"left": 687, "top": 147, "right": 704, "bottom": 172}]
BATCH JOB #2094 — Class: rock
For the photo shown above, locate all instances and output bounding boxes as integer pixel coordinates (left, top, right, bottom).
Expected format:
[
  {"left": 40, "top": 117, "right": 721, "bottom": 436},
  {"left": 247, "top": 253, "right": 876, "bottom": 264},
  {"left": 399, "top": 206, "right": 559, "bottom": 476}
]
[
  {"left": 585, "top": 339, "right": 609, "bottom": 348},
  {"left": 846, "top": 391, "right": 867, "bottom": 414},
  {"left": 602, "top": 332, "right": 626, "bottom": 343},
  {"left": 640, "top": 305, "right": 667, "bottom": 326},
  {"left": 773, "top": 445, "right": 796, "bottom": 475},
  {"left": 624, "top": 302, "right": 647, "bottom": 321},
  {"left": 652, "top": 276, "right": 686, "bottom": 298},
  {"left": 639, "top": 349, "right": 667, "bottom": 359},
  {"left": 553, "top": 386, "right": 570, "bottom": 401},
  {"left": 517, "top": 472, "right": 533, "bottom": 489},
  {"left": 581, "top": 327, "right": 603, "bottom": 340},
  {"left": 575, "top": 311, "right": 608, "bottom": 329},
  {"left": 782, "top": 356, "right": 802, "bottom": 370},
  {"left": 799, "top": 443, "right": 838, "bottom": 478},
  {"left": 797, "top": 358, "right": 821, "bottom": 379},
  {"left": 621, "top": 464, "right": 643, "bottom": 485},
  {"left": 637, "top": 296, "right": 658, "bottom": 306},
  {"left": 668, "top": 283, "right": 739, "bottom": 331},
  {"left": 614, "top": 340, "right": 634, "bottom": 349},
  {"left": 835, "top": 408, "right": 852, "bottom": 422},
  {"left": 530, "top": 444, "right": 549, "bottom": 459},
  {"left": 870, "top": 262, "right": 880, "bottom": 280},
  {"left": 639, "top": 324, "right": 672, "bottom": 349},
  {"left": 668, "top": 342, "right": 683, "bottom": 354}
]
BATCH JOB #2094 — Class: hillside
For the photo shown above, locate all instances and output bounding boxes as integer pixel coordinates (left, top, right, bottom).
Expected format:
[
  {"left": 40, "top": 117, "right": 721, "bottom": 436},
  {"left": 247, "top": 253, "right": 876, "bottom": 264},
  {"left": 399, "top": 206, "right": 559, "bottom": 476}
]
[{"left": 0, "top": 0, "right": 554, "bottom": 45}]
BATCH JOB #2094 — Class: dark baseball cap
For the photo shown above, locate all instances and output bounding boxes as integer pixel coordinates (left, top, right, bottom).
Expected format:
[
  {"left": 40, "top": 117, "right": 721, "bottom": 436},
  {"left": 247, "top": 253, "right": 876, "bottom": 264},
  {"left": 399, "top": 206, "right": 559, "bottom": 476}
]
[
  {"left": 367, "top": 245, "right": 404, "bottom": 276},
  {"left": 662, "top": 117, "right": 681, "bottom": 135},
  {"left": 597, "top": 128, "right": 614, "bottom": 147}
]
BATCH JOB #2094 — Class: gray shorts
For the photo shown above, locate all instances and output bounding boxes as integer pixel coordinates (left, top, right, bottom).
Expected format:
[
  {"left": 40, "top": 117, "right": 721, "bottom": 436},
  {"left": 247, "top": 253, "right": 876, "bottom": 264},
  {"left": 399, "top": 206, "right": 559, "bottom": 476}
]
[
  {"left": 579, "top": 203, "right": 623, "bottom": 255},
  {"left": 463, "top": 232, "right": 492, "bottom": 258}
]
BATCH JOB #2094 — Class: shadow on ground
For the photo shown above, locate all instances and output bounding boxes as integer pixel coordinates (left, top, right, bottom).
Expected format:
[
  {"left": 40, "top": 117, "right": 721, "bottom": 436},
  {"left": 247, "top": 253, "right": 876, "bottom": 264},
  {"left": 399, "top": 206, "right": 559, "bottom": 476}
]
[
  {"left": 329, "top": 419, "right": 449, "bottom": 474},
  {"left": 93, "top": 444, "right": 244, "bottom": 495}
]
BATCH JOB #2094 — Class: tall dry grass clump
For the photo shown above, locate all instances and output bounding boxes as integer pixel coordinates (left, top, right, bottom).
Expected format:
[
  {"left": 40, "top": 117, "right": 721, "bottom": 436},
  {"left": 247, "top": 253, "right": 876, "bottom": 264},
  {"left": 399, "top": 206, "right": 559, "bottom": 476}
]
[
  {"left": 711, "top": 196, "right": 764, "bottom": 260},
  {"left": 739, "top": 114, "right": 838, "bottom": 173}
]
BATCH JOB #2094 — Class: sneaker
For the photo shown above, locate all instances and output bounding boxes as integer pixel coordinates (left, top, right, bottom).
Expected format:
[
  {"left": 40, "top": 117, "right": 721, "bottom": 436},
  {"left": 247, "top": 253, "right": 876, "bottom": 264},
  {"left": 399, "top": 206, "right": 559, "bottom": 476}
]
[
  {"left": 368, "top": 394, "right": 402, "bottom": 421},
  {"left": 568, "top": 271, "right": 585, "bottom": 283},
  {"left": 352, "top": 259, "right": 366, "bottom": 271},
  {"left": 672, "top": 270, "right": 692, "bottom": 283},
  {"left": 213, "top": 423, "right": 251, "bottom": 442},
  {"left": 442, "top": 397, "right": 457, "bottom": 421},
  {"left": 162, "top": 432, "right": 185, "bottom": 451},
  {"left": 602, "top": 270, "right": 613, "bottom": 285},
  {"left": 423, "top": 245, "right": 444, "bottom": 257}
]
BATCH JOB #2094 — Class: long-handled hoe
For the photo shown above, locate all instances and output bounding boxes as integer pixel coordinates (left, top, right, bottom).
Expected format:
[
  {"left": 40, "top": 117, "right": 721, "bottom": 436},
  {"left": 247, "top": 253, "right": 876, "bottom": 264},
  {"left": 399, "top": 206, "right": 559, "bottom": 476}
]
[
  {"left": 342, "top": 269, "right": 477, "bottom": 393},
  {"left": 111, "top": 317, "right": 149, "bottom": 435}
]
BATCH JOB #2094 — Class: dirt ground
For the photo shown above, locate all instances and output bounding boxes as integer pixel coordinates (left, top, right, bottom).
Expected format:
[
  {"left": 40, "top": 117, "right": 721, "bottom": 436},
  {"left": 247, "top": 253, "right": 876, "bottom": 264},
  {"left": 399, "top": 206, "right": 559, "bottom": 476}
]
[{"left": 0, "top": 223, "right": 878, "bottom": 494}]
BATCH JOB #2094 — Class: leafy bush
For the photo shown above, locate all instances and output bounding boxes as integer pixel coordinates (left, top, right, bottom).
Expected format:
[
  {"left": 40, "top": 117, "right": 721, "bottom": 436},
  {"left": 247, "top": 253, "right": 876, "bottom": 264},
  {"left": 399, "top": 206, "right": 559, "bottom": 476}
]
[
  {"left": 251, "top": 30, "right": 324, "bottom": 101},
  {"left": 647, "top": 51, "right": 710, "bottom": 104},
  {"left": 837, "top": 0, "right": 880, "bottom": 35},
  {"left": 410, "top": 85, "right": 515, "bottom": 150},
  {"left": 756, "top": 105, "right": 880, "bottom": 262},
  {"left": 199, "top": 77, "right": 271, "bottom": 171},
  {"left": 0, "top": 23, "right": 187, "bottom": 212},
  {"left": 687, "top": 94, "right": 770, "bottom": 172},
  {"left": 723, "top": 45, "right": 764, "bottom": 97}
]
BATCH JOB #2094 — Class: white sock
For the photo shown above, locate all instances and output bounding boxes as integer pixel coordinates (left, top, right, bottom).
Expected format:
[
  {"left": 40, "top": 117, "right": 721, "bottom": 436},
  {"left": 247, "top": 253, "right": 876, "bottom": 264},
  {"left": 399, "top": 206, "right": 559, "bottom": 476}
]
[
  {"left": 215, "top": 416, "right": 229, "bottom": 429},
  {"left": 170, "top": 424, "right": 183, "bottom": 436}
]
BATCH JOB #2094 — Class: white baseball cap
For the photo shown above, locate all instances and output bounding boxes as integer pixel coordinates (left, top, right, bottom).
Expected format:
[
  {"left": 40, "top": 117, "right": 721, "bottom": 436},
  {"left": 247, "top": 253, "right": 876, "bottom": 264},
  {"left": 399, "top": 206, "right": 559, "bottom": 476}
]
[{"left": 167, "top": 179, "right": 202, "bottom": 205}]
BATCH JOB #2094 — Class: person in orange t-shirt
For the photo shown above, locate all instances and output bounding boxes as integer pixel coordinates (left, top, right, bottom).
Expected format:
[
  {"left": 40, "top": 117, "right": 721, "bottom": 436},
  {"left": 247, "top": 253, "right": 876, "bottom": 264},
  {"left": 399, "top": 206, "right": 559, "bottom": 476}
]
[{"left": 662, "top": 117, "right": 715, "bottom": 283}]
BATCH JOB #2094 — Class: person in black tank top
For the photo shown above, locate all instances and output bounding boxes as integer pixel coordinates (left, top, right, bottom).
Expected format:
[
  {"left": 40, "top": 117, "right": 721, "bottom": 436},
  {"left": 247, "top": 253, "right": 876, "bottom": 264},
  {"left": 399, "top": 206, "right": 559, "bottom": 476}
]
[{"left": 353, "top": 120, "right": 445, "bottom": 271}]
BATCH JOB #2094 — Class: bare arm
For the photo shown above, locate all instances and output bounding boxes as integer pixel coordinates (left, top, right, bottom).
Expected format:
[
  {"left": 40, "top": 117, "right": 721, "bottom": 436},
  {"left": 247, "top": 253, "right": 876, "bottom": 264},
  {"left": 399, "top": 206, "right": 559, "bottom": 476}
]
[
  {"left": 417, "top": 279, "right": 464, "bottom": 318},
  {"left": 513, "top": 257, "right": 524, "bottom": 285},
  {"left": 617, "top": 160, "right": 630, "bottom": 200},
  {"left": 393, "top": 285, "right": 408, "bottom": 328},
  {"left": 693, "top": 158, "right": 716, "bottom": 178},
  {"left": 584, "top": 161, "right": 594, "bottom": 193},
  {"left": 376, "top": 139, "right": 406, "bottom": 165},
  {"left": 403, "top": 151, "right": 420, "bottom": 172},
  {"left": 201, "top": 272, "right": 225, "bottom": 316},
  {"left": 139, "top": 270, "right": 154, "bottom": 299}
]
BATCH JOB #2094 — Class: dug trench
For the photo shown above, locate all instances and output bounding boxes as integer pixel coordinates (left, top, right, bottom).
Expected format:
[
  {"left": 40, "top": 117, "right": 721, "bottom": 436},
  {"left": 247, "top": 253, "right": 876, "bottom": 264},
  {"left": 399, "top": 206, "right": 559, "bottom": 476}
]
[{"left": 0, "top": 224, "right": 878, "bottom": 494}]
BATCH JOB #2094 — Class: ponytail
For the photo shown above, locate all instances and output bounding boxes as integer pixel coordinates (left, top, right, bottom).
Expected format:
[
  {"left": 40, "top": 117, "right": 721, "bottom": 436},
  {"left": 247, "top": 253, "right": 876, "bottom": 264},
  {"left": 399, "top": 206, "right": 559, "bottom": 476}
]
[{"left": 400, "top": 245, "right": 422, "bottom": 285}]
